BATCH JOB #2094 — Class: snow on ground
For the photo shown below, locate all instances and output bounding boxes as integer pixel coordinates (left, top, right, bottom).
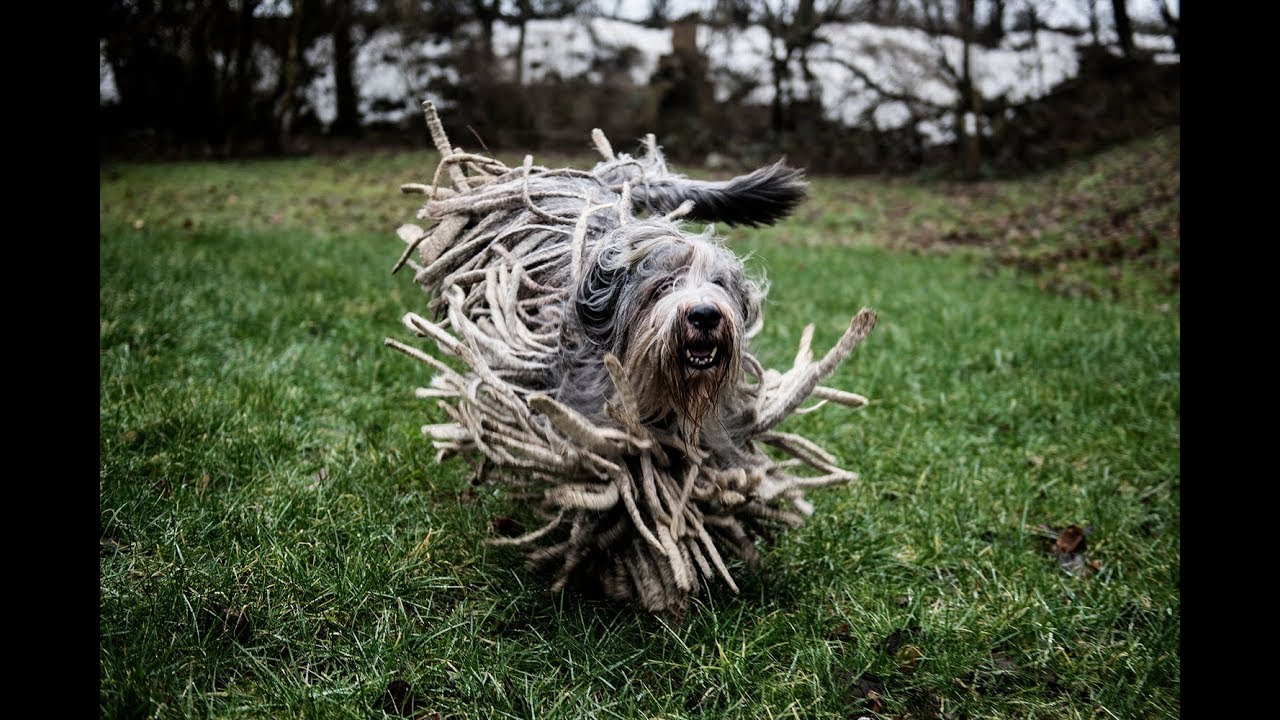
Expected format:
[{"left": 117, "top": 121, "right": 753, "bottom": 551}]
[
  {"left": 496, "top": 17, "right": 672, "bottom": 86},
  {"left": 100, "top": 12, "right": 1178, "bottom": 143},
  {"left": 604, "top": 0, "right": 1174, "bottom": 29},
  {"left": 303, "top": 29, "right": 456, "bottom": 128},
  {"left": 101, "top": 40, "right": 119, "bottom": 105}
]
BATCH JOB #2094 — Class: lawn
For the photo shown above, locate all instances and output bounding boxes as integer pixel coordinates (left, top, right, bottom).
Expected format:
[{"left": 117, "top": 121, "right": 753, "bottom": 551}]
[{"left": 100, "top": 131, "right": 1179, "bottom": 719}]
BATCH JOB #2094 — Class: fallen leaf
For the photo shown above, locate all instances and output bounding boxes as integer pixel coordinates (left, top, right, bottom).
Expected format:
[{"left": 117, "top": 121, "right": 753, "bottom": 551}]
[
  {"left": 1051, "top": 524, "right": 1087, "bottom": 556},
  {"left": 1041, "top": 524, "right": 1099, "bottom": 577}
]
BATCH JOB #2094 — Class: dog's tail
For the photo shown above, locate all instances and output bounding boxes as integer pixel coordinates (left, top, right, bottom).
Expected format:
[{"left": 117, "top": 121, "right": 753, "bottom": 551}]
[{"left": 627, "top": 160, "right": 807, "bottom": 228}]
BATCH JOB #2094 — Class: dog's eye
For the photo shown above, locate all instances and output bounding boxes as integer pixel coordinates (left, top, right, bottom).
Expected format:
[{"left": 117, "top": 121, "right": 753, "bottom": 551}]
[{"left": 644, "top": 281, "right": 671, "bottom": 306}]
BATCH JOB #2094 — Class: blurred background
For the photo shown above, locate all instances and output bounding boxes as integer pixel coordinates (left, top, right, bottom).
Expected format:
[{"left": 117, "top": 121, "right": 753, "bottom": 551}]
[{"left": 99, "top": 0, "right": 1179, "bottom": 177}]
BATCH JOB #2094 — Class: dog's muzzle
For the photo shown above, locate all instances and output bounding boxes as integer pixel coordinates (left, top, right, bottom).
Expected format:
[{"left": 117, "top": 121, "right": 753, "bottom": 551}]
[{"left": 682, "top": 303, "right": 726, "bottom": 370}]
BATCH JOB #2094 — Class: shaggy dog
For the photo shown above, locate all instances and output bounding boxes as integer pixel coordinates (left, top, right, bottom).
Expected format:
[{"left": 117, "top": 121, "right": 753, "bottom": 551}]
[
  {"left": 387, "top": 103, "right": 876, "bottom": 613},
  {"left": 552, "top": 158, "right": 805, "bottom": 446}
]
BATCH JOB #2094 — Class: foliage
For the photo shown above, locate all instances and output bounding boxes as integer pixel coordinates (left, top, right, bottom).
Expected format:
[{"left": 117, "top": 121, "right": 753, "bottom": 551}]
[{"left": 100, "top": 0, "right": 1179, "bottom": 175}]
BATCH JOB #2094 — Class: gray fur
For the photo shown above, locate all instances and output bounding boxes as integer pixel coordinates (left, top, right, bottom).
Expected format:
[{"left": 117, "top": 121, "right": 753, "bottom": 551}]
[
  {"left": 388, "top": 104, "right": 876, "bottom": 614},
  {"left": 409, "top": 136, "right": 782, "bottom": 442}
]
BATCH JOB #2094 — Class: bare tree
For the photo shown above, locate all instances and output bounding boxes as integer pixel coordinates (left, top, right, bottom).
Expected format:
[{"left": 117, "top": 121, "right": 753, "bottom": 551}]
[
  {"left": 330, "top": 0, "right": 360, "bottom": 136},
  {"left": 395, "top": 0, "right": 580, "bottom": 85},
  {"left": 511, "top": 1, "right": 582, "bottom": 85},
  {"left": 914, "top": 0, "right": 985, "bottom": 177},
  {"left": 711, "top": 0, "right": 856, "bottom": 135},
  {"left": 957, "top": 0, "right": 981, "bottom": 177},
  {"left": 102, "top": 0, "right": 261, "bottom": 156},
  {"left": 643, "top": 0, "right": 673, "bottom": 27},
  {"left": 227, "top": 0, "right": 262, "bottom": 153},
  {"left": 1159, "top": 0, "right": 1179, "bottom": 53},
  {"left": 1110, "top": 0, "right": 1134, "bottom": 58},
  {"left": 1086, "top": 0, "right": 1100, "bottom": 45},
  {"left": 271, "top": 0, "right": 306, "bottom": 152},
  {"left": 979, "top": 0, "right": 1004, "bottom": 46}
]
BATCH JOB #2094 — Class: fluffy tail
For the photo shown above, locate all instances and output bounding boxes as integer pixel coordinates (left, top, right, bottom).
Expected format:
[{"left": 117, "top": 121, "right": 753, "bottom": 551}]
[{"left": 628, "top": 160, "right": 807, "bottom": 227}]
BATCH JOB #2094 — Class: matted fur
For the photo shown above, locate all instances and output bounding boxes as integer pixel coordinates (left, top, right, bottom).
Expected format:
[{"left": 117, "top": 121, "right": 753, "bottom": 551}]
[{"left": 386, "top": 102, "right": 877, "bottom": 614}]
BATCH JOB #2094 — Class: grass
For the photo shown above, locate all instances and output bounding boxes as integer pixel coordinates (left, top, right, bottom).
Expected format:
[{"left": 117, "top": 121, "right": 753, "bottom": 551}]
[
  {"left": 100, "top": 132, "right": 1179, "bottom": 719},
  {"left": 100, "top": 128, "right": 1179, "bottom": 308}
]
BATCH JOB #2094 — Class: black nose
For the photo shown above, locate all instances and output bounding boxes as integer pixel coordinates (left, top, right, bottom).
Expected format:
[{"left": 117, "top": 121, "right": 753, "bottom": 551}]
[{"left": 688, "top": 304, "right": 721, "bottom": 330}]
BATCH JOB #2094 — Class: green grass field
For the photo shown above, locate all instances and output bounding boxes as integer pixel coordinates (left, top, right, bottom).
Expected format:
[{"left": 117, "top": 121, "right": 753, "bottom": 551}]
[{"left": 100, "top": 131, "right": 1179, "bottom": 719}]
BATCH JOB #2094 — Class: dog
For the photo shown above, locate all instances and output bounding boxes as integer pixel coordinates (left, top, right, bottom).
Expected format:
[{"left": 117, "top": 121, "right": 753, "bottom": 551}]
[
  {"left": 551, "top": 158, "right": 807, "bottom": 447},
  {"left": 389, "top": 103, "right": 875, "bottom": 613}
]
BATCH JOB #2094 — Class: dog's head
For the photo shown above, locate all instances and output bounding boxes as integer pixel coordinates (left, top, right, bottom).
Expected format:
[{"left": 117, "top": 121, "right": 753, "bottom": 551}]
[{"left": 575, "top": 220, "right": 763, "bottom": 431}]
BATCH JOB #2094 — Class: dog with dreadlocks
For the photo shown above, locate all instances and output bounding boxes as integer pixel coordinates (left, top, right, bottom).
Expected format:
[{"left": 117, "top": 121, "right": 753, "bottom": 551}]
[{"left": 386, "top": 102, "right": 877, "bottom": 615}]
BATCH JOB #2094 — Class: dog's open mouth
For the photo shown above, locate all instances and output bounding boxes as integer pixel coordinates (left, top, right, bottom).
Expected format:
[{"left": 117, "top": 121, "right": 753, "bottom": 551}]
[{"left": 682, "top": 338, "right": 721, "bottom": 370}]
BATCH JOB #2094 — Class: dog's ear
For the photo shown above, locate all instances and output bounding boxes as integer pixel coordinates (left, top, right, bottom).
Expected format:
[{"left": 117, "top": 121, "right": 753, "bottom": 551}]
[
  {"left": 629, "top": 160, "right": 807, "bottom": 227},
  {"left": 575, "top": 256, "right": 626, "bottom": 346}
]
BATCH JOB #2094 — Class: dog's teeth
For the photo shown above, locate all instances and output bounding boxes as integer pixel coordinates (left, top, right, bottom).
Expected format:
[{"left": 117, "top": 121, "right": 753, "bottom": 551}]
[{"left": 685, "top": 345, "right": 719, "bottom": 368}]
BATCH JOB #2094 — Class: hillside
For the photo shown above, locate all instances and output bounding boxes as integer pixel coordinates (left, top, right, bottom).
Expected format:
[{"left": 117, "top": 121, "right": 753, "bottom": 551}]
[{"left": 786, "top": 126, "right": 1180, "bottom": 307}]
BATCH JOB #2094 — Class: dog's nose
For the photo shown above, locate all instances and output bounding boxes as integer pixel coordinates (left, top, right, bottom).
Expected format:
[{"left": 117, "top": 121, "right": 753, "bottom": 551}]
[{"left": 688, "top": 304, "right": 721, "bottom": 330}]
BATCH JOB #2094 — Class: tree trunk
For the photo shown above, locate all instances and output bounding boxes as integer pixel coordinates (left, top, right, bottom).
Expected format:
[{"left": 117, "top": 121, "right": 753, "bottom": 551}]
[
  {"left": 515, "top": 0, "right": 543, "bottom": 85},
  {"left": 958, "top": 0, "right": 980, "bottom": 179},
  {"left": 514, "top": 19, "right": 527, "bottom": 85},
  {"left": 331, "top": 0, "right": 360, "bottom": 136},
  {"left": 272, "top": 0, "right": 305, "bottom": 153},
  {"left": 187, "top": 4, "right": 223, "bottom": 156},
  {"left": 798, "top": 46, "right": 819, "bottom": 106},
  {"left": 470, "top": 0, "right": 497, "bottom": 71},
  {"left": 1111, "top": 0, "right": 1134, "bottom": 58},
  {"left": 1088, "top": 0, "right": 1100, "bottom": 45},
  {"left": 227, "top": 0, "right": 259, "bottom": 155},
  {"left": 481, "top": 16, "right": 495, "bottom": 68},
  {"left": 770, "top": 44, "right": 790, "bottom": 135},
  {"left": 794, "top": 0, "right": 817, "bottom": 103},
  {"left": 981, "top": 0, "right": 1005, "bottom": 46},
  {"left": 1160, "top": 1, "right": 1179, "bottom": 54}
]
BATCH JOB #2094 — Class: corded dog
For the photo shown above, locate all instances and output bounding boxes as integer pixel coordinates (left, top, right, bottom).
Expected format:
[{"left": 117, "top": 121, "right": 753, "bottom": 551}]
[{"left": 387, "top": 103, "right": 876, "bottom": 614}]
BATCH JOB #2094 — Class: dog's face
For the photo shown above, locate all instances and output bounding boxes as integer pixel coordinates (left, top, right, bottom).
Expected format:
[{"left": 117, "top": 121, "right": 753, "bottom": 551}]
[{"left": 575, "top": 221, "right": 763, "bottom": 430}]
